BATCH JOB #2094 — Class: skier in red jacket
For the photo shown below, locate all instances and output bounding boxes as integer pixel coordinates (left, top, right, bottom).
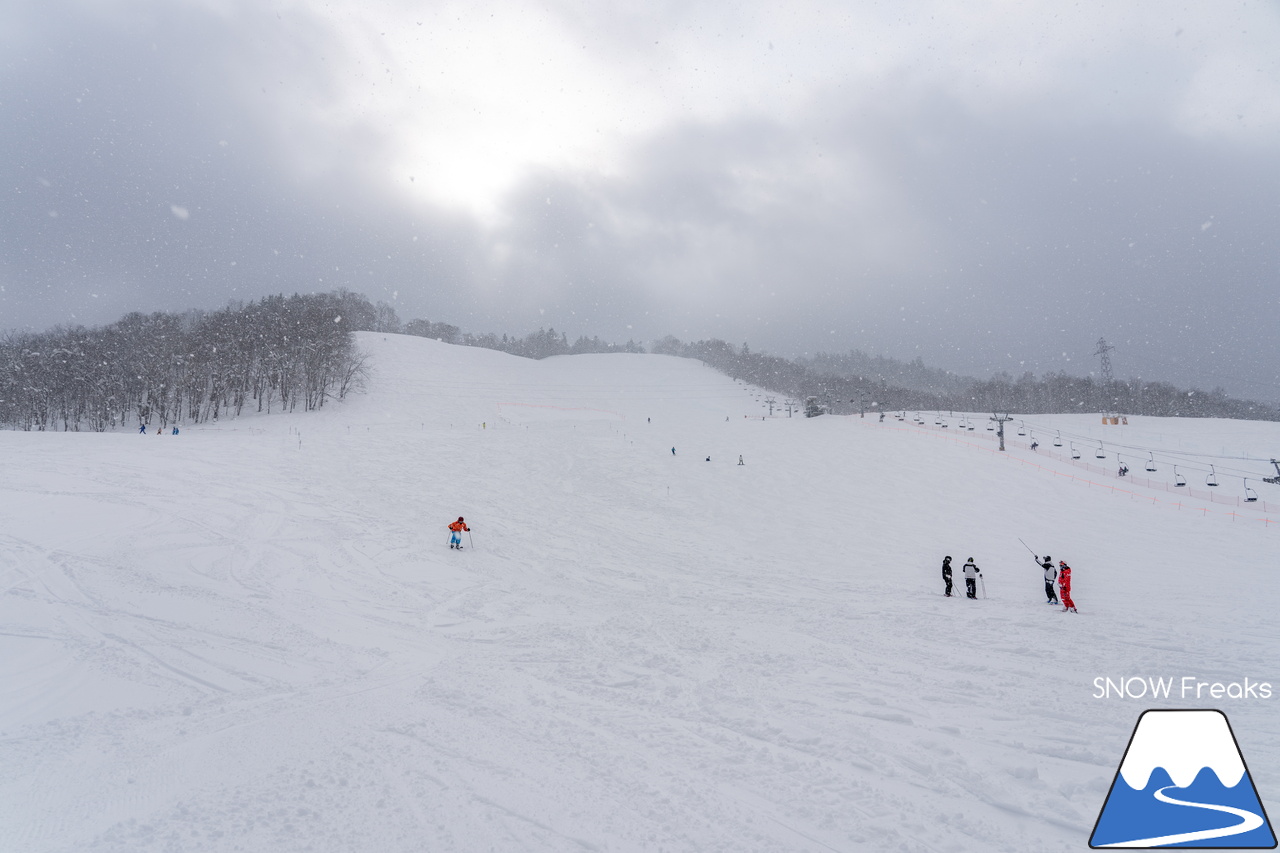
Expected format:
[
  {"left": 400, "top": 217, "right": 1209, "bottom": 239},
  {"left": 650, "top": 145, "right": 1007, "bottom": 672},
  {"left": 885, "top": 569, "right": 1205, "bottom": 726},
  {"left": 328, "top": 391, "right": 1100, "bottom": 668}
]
[{"left": 1058, "top": 560, "right": 1077, "bottom": 613}]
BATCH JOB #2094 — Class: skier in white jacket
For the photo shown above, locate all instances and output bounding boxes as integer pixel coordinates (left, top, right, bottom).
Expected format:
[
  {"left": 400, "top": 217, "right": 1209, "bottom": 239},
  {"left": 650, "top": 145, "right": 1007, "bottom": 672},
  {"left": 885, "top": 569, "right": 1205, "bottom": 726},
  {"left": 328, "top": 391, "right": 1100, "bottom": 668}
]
[{"left": 962, "top": 558, "right": 982, "bottom": 599}]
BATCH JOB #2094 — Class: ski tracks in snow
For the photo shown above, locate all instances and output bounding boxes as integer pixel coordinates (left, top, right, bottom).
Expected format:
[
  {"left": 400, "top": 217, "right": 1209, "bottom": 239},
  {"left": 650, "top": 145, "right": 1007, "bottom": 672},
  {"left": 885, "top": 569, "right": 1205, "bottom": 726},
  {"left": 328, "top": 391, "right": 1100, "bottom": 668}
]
[{"left": 5, "top": 339, "right": 1279, "bottom": 852}]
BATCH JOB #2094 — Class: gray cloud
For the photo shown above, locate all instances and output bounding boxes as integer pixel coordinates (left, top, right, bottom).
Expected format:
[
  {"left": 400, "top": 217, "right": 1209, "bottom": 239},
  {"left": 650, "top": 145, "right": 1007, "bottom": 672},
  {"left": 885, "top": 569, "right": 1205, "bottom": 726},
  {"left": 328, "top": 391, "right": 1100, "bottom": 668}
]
[
  {"left": 484, "top": 89, "right": 1279, "bottom": 397},
  {"left": 2, "top": 1, "right": 1277, "bottom": 402}
]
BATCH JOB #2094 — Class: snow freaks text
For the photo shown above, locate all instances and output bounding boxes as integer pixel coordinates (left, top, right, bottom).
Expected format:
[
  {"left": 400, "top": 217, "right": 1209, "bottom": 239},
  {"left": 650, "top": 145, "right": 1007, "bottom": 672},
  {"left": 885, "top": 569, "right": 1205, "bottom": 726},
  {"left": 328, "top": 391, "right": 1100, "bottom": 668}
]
[{"left": 1093, "top": 677, "right": 1273, "bottom": 701}]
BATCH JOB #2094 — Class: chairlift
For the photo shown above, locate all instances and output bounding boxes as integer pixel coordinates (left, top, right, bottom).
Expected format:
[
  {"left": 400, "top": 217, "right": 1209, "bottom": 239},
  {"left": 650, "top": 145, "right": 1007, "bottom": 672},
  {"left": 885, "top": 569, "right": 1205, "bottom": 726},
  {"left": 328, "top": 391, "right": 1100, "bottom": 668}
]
[
  {"left": 1095, "top": 442, "right": 1106, "bottom": 459},
  {"left": 1052, "top": 430, "right": 1062, "bottom": 447},
  {"left": 1174, "top": 466, "right": 1186, "bottom": 487},
  {"left": 1244, "top": 479, "right": 1259, "bottom": 502},
  {"left": 1017, "top": 421, "right": 1026, "bottom": 437},
  {"left": 1206, "top": 465, "right": 1219, "bottom": 487},
  {"left": 967, "top": 422, "right": 975, "bottom": 431},
  {"left": 1070, "top": 442, "right": 1081, "bottom": 460},
  {"left": 940, "top": 420, "right": 949, "bottom": 429},
  {"left": 1145, "top": 452, "right": 1156, "bottom": 472},
  {"left": 986, "top": 421, "right": 995, "bottom": 431}
]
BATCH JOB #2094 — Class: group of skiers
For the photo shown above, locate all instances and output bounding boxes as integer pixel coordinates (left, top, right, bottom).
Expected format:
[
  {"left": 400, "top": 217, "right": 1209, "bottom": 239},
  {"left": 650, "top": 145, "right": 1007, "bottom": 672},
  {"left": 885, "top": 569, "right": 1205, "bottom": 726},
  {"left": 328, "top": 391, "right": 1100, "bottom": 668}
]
[
  {"left": 940, "top": 556, "right": 984, "bottom": 599},
  {"left": 940, "top": 552, "right": 1078, "bottom": 612},
  {"left": 1037, "top": 554, "right": 1077, "bottom": 612},
  {"left": 447, "top": 515, "right": 1078, "bottom": 615},
  {"left": 447, "top": 508, "right": 1082, "bottom": 613}
]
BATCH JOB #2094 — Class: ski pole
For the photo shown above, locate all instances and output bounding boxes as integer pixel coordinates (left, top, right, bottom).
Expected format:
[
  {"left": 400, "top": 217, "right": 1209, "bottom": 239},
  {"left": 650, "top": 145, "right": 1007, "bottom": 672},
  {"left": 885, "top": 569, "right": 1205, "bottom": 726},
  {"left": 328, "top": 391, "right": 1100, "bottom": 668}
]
[
  {"left": 1017, "top": 537, "right": 1036, "bottom": 557},
  {"left": 980, "top": 576, "right": 987, "bottom": 599},
  {"left": 467, "top": 530, "right": 474, "bottom": 549}
]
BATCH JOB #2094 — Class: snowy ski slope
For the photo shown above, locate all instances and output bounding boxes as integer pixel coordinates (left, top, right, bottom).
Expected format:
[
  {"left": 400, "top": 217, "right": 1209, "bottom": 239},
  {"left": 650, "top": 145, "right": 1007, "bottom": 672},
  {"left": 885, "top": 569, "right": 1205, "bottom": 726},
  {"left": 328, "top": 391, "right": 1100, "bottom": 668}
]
[{"left": 2, "top": 332, "right": 1278, "bottom": 852}]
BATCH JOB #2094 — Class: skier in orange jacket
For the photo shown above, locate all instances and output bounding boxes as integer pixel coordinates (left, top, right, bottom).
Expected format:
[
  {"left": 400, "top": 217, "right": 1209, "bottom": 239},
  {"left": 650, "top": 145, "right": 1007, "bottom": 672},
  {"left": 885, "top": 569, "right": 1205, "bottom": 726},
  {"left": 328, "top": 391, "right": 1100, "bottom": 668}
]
[{"left": 448, "top": 517, "right": 470, "bottom": 550}]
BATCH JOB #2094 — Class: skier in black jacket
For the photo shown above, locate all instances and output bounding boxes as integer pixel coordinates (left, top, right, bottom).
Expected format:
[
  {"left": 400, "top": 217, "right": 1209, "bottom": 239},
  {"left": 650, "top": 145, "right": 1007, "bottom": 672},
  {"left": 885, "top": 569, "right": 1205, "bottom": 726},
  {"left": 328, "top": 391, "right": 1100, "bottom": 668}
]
[
  {"left": 1036, "top": 555, "right": 1059, "bottom": 604},
  {"left": 941, "top": 556, "right": 954, "bottom": 597}
]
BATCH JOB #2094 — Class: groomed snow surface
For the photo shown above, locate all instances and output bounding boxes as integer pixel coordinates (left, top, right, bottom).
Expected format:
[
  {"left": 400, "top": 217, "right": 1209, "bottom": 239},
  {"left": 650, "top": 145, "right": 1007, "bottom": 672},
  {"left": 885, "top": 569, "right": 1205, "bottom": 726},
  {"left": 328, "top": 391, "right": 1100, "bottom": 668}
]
[{"left": 3, "top": 332, "right": 1278, "bottom": 853}]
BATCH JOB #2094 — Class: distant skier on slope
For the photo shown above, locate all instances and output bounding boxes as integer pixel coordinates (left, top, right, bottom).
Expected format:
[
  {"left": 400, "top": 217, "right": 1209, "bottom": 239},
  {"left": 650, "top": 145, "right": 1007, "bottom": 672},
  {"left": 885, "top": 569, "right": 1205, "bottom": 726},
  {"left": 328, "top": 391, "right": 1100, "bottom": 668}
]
[
  {"left": 1035, "top": 554, "right": 1059, "bottom": 605},
  {"left": 941, "top": 555, "right": 954, "bottom": 597},
  {"left": 1058, "top": 560, "right": 1077, "bottom": 612},
  {"left": 962, "top": 557, "right": 982, "bottom": 599},
  {"left": 448, "top": 517, "right": 470, "bottom": 550}
]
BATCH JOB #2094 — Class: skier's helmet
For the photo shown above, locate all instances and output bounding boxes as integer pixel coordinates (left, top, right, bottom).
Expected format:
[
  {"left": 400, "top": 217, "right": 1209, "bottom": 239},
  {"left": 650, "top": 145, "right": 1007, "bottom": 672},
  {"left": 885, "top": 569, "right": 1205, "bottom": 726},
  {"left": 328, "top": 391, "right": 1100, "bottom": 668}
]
[
  {"left": 1044, "top": 556, "right": 1051, "bottom": 561},
  {"left": 944, "top": 555, "right": 951, "bottom": 561},
  {"left": 458, "top": 516, "right": 464, "bottom": 522},
  {"left": 967, "top": 557, "right": 974, "bottom": 561}
]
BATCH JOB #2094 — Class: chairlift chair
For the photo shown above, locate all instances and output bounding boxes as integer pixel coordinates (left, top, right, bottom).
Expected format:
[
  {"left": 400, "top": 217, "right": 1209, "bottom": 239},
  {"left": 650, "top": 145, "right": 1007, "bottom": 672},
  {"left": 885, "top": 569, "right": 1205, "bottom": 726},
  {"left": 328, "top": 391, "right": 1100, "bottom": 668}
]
[
  {"left": 1206, "top": 465, "right": 1219, "bottom": 487},
  {"left": 1174, "top": 466, "right": 1186, "bottom": 487},
  {"left": 1145, "top": 452, "right": 1156, "bottom": 472},
  {"left": 1053, "top": 430, "right": 1062, "bottom": 447},
  {"left": 1070, "top": 442, "right": 1081, "bottom": 460},
  {"left": 1017, "top": 421, "right": 1026, "bottom": 436},
  {"left": 1244, "top": 479, "right": 1259, "bottom": 502},
  {"left": 1095, "top": 442, "right": 1106, "bottom": 459}
]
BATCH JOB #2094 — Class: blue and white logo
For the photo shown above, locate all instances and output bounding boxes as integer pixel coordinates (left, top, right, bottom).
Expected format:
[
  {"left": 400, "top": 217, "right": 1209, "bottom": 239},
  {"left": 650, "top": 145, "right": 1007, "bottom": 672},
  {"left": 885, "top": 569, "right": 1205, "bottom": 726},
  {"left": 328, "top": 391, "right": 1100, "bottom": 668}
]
[{"left": 1091, "top": 709, "right": 1276, "bottom": 848}]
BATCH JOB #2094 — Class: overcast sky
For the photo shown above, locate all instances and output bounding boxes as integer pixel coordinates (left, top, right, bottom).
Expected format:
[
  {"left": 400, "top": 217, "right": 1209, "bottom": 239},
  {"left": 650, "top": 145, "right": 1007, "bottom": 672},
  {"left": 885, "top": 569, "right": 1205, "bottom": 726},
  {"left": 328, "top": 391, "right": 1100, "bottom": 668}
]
[{"left": 3, "top": 0, "right": 1278, "bottom": 400}]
